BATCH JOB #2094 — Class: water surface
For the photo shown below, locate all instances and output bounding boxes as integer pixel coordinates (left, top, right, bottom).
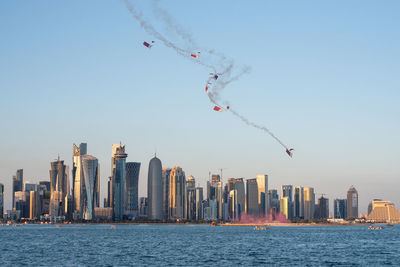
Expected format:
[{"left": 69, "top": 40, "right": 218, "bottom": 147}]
[{"left": 0, "top": 224, "right": 399, "bottom": 266}]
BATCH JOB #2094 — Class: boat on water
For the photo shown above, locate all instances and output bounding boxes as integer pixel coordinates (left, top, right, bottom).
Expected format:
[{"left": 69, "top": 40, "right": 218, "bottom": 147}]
[
  {"left": 210, "top": 222, "right": 219, "bottom": 226},
  {"left": 56, "top": 225, "right": 62, "bottom": 228},
  {"left": 386, "top": 223, "right": 394, "bottom": 227},
  {"left": 254, "top": 226, "right": 268, "bottom": 230},
  {"left": 368, "top": 225, "right": 384, "bottom": 230},
  {"left": 110, "top": 225, "right": 117, "bottom": 229}
]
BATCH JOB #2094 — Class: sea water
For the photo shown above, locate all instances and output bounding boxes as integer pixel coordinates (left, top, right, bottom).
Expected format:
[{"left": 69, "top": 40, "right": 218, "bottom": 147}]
[{"left": 0, "top": 224, "right": 399, "bottom": 266}]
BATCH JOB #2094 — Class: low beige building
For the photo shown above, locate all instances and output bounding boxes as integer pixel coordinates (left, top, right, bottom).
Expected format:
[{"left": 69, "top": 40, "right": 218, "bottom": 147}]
[{"left": 367, "top": 200, "right": 400, "bottom": 223}]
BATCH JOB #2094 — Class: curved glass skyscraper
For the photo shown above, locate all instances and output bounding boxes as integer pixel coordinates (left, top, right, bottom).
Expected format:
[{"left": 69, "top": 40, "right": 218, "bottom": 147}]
[
  {"left": 125, "top": 162, "right": 140, "bottom": 219},
  {"left": 81, "top": 155, "right": 99, "bottom": 220},
  {"left": 148, "top": 156, "right": 163, "bottom": 220}
]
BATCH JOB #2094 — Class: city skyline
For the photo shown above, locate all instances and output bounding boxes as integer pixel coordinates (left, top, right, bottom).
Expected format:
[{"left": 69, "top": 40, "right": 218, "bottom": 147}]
[
  {"left": 0, "top": 142, "right": 396, "bottom": 215},
  {"left": 1, "top": 1, "right": 399, "bottom": 216}
]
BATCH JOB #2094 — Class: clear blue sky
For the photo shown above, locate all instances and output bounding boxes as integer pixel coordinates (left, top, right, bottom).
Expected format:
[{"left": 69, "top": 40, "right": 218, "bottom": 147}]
[{"left": 1, "top": 0, "right": 399, "bottom": 214}]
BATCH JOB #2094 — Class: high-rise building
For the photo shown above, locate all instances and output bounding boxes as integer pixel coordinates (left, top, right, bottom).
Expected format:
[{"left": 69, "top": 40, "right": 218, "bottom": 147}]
[
  {"left": 162, "top": 168, "right": 171, "bottom": 221},
  {"left": 185, "top": 176, "right": 196, "bottom": 220},
  {"left": 294, "top": 186, "right": 304, "bottom": 219},
  {"left": 113, "top": 144, "right": 127, "bottom": 221},
  {"left": 72, "top": 143, "right": 87, "bottom": 217},
  {"left": 0, "top": 183, "right": 3, "bottom": 219},
  {"left": 213, "top": 181, "right": 223, "bottom": 219},
  {"left": 226, "top": 178, "right": 245, "bottom": 219},
  {"left": 316, "top": 196, "right": 329, "bottom": 219},
  {"left": 195, "top": 187, "right": 203, "bottom": 220},
  {"left": 230, "top": 189, "right": 239, "bottom": 221},
  {"left": 268, "top": 189, "right": 280, "bottom": 215},
  {"left": 29, "top": 191, "right": 39, "bottom": 219},
  {"left": 106, "top": 176, "right": 112, "bottom": 208},
  {"left": 125, "top": 162, "right": 140, "bottom": 219},
  {"left": 246, "top": 178, "right": 259, "bottom": 216},
  {"left": 148, "top": 156, "right": 163, "bottom": 220},
  {"left": 304, "top": 187, "right": 315, "bottom": 221},
  {"left": 12, "top": 169, "right": 23, "bottom": 209},
  {"left": 169, "top": 166, "right": 186, "bottom": 220},
  {"left": 281, "top": 185, "right": 293, "bottom": 220},
  {"left": 280, "top": 197, "right": 290, "bottom": 219},
  {"left": 346, "top": 186, "right": 358, "bottom": 219},
  {"left": 334, "top": 199, "right": 347, "bottom": 219},
  {"left": 139, "top": 197, "right": 148, "bottom": 217},
  {"left": 256, "top": 175, "right": 268, "bottom": 216},
  {"left": 81, "top": 154, "right": 99, "bottom": 220},
  {"left": 49, "top": 158, "right": 69, "bottom": 217}
]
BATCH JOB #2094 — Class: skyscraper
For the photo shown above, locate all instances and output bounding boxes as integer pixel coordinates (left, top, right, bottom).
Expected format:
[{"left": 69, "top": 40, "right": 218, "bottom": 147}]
[
  {"left": 280, "top": 197, "right": 289, "bottom": 219},
  {"left": 12, "top": 169, "right": 23, "bottom": 210},
  {"left": 148, "top": 156, "right": 163, "bottom": 220},
  {"left": 72, "top": 143, "right": 87, "bottom": 217},
  {"left": 125, "top": 162, "right": 140, "bottom": 219},
  {"left": 246, "top": 178, "right": 259, "bottom": 216},
  {"left": 304, "top": 187, "right": 315, "bottom": 221},
  {"left": 346, "top": 186, "right": 358, "bottom": 219},
  {"left": 334, "top": 199, "right": 347, "bottom": 219},
  {"left": 268, "top": 189, "right": 280, "bottom": 215},
  {"left": 195, "top": 187, "right": 203, "bottom": 220},
  {"left": 0, "top": 183, "right": 3, "bottom": 219},
  {"left": 162, "top": 168, "right": 171, "bottom": 221},
  {"left": 316, "top": 195, "right": 329, "bottom": 219},
  {"left": 256, "top": 175, "right": 268, "bottom": 216},
  {"left": 169, "top": 166, "right": 186, "bottom": 220},
  {"left": 81, "top": 154, "right": 99, "bottom": 220},
  {"left": 113, "top": 144, "right": 127, "bottom": 221},
  {"left": 49, "top": 158, "right": 68, "bottom": 217},
  {"left": 226, "top": 178, "right": 245, "bottom": 219},
  {"left": 281, "top": 185, "right": 293, "bottom": 220},
  {"left": 294, "top": 186, "right": 304, "bottom": 219},
  {"left": 185, "top": 176, "right": 196, "bottom": 221}
]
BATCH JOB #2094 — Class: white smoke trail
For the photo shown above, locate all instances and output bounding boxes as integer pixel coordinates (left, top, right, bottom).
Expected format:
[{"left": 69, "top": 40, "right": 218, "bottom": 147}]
[{"left": 124, "top": 0, "right": 292, "bottom": 153}]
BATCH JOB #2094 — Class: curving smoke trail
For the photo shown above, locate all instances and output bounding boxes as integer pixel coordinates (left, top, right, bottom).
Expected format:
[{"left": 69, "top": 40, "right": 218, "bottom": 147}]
[
  {"left": 229, "top": 108, "right": 289, "bottom": 150},
  {"left": 124, "top": 0, "right": 292, "bottom": 155}
]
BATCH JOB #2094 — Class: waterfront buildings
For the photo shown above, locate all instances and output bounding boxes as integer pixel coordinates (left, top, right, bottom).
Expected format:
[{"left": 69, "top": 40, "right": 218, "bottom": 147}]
[
  {"left": 49, "top": 158, "right": 69, "bottom": 217},
  {"left": 195, "top": 187, "right": 203, "bottom": 220},
  {"left": 185, "top": 176, "right": 196, "bottom": 221},
  {"left": 139, "top": 197, "right": 148, "bottom": 217},
  {"left": 246, "top": 178, "right": 258, "bottom": 216},
  {"left": 281, "top": 185, "right": 293, "bottom": 220},
  {"left": 80, "top": 154, "right": 99, "bottom": 220},
  {"left": 304, "top": 187, "right": 315, "bottom": 220},
  {"left": 72, "top": 143, "right": 100, "bottom": 220},
  {"left": 162, "top": 168, "right": 171, "bottom": 220},
  {"left": 256, "top": 175, "right": 268, "bottom": 216},
  {"left": 148, "top": 156, "right": 163, "bottom": 220},
  {"left": 334, "top": 199, "right": 347, "bottom": 219},
  {"left": 268, "top": 189, "right": 280, "bottom": 215},
  {"left": 315, "top": 196, "right": 329, "bottom": 219},
  {"left": 168, "top": 166, "right": 186, "bottom": 220},
  {"left": 72, "top": 143, "right": 86, "bottom": 218},
  {"left": 113, "top": 144, "right": 127, "bottom": 221},
  {"left": 367, "top": 200, "right": 400, "bottom": 223},
  {"left": 280, "top": 197, "right": 290, "bottom": 219},
  {"left": 346, "top": 186, "right": 358, "bottom": 219},
  {"left": 125, "top": 162, "right": 140, "bottom": 219},
  {"left": 12, "top": 169, "right": 23, "bottom": 210},
  {"left": 294, "top": 186, "right": 304, "bottom": 219}
]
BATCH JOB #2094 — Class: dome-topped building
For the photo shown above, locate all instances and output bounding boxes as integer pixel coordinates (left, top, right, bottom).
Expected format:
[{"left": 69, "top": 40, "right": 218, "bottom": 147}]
[{"left": 148, "top": 155, "right": 163, "bottom": 220}]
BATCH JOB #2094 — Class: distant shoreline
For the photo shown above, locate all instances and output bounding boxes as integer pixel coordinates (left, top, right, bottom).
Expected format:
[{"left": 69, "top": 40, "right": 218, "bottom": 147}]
[{"left": 2, "top": 221, "right": 381, "bottom": 227}]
